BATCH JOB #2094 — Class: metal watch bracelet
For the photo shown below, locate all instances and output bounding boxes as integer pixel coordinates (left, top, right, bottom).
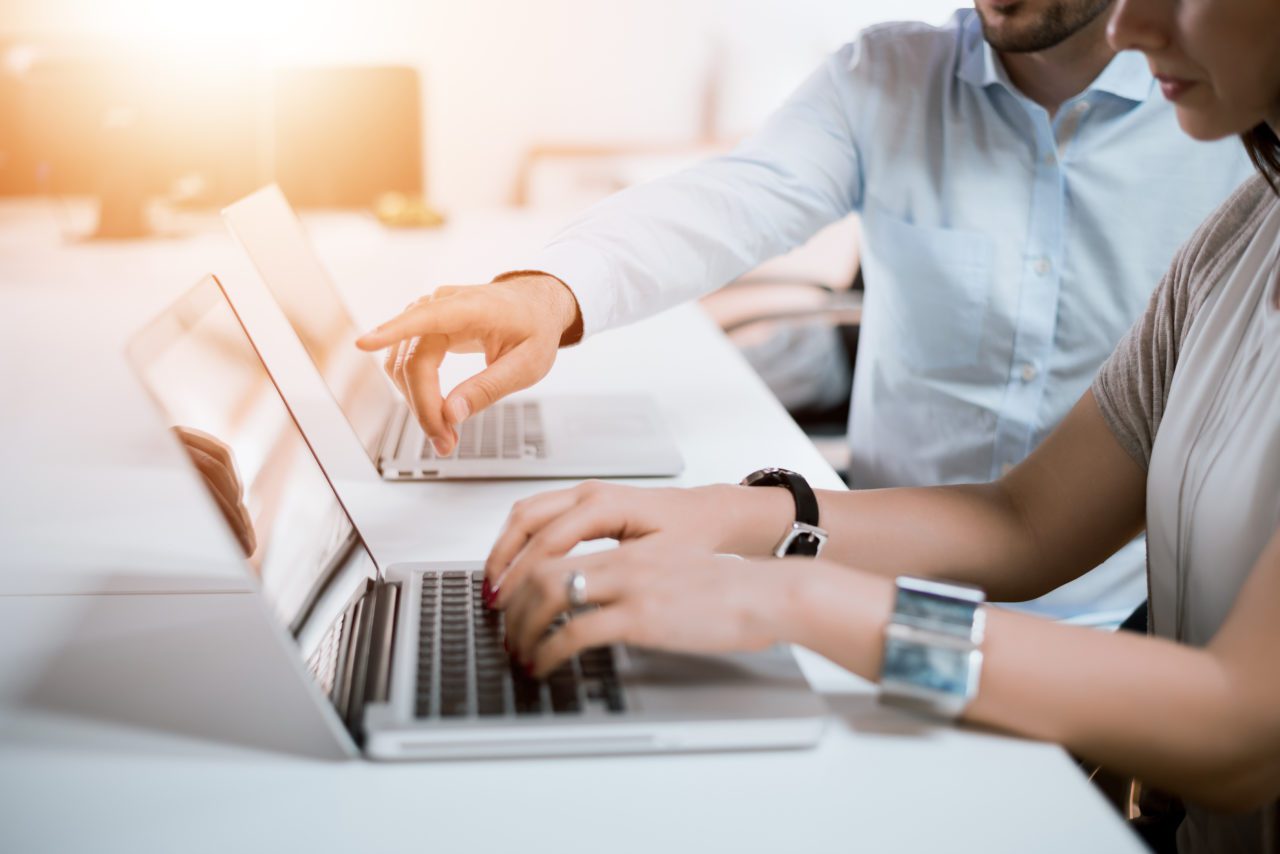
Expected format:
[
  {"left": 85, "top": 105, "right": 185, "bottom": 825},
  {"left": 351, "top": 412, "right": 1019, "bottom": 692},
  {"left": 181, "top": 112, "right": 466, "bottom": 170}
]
[{"left": 878, "top": 576, "right": 987, "bottom": 720}]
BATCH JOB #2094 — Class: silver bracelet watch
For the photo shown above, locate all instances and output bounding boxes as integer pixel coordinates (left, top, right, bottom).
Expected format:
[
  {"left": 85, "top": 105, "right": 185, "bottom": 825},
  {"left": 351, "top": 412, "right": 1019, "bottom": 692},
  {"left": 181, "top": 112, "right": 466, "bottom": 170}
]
[{"left": 878, "top": 576, "right": 987, "bottom": 720}]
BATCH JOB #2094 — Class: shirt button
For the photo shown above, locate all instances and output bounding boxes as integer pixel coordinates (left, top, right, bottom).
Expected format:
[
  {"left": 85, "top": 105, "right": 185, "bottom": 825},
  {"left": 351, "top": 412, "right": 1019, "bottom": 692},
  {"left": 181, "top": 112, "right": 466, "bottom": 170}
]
[
  {"left": 1033, "top": 257, "right": 1052, "bottom": 275},
  {"left": 1073, "top": 101, "right": 1090, "bottom": 115},
  {"left": 1044, "top": 151, "right": 1057, "bottom": 166},
  {"left": 1020, "top": 363, "right": 1038, "bottom": 382}
]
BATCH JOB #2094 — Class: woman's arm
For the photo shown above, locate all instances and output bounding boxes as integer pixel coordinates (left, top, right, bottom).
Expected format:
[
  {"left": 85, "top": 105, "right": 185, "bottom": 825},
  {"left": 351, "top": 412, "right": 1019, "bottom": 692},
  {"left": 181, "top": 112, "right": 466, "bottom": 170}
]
[
  {"left": 500, "top": 515, "right": 1280, "bottom": 813},
  {"left": 788, "top": 525, "right": 1280, "bottom": 811},
  {"left": 487, "top": 391, "right": 1146, "bottom": 604},
  {"left": 801, "top": 390, "right": 1148, "bottom": 600}
]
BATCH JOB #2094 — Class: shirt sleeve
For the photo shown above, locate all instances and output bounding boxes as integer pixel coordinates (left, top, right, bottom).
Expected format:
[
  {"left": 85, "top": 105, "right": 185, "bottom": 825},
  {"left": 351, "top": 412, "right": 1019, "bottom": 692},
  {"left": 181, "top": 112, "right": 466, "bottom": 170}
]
[
  {"left": 1090, "top": 267, "right": 1185, "bottom": 471},
  {"left": 523, "top": 43, "right": 868, "bottom": 338}
]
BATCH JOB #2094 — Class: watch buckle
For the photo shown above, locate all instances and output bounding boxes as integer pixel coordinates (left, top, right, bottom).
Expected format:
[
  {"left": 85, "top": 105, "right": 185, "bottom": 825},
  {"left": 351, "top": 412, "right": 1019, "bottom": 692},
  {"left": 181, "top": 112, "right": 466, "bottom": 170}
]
[{"left": 773, "top": 521, "right": 828, "bottom": 558}]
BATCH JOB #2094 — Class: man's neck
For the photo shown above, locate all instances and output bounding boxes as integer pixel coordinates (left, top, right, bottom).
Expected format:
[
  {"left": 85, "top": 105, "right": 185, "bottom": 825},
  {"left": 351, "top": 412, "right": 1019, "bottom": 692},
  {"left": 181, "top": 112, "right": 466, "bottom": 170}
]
[{"left": 997, "top": 12, "right": 1116, "bottom": 117}]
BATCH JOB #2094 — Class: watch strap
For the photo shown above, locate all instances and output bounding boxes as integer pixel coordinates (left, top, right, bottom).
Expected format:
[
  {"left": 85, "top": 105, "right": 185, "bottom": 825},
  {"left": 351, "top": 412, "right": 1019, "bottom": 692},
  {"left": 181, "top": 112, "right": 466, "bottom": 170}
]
[
  {"left": 740, "top": 467, "right": 825, "bottom": 557},
  {"left": 741, "top": 467, "right": 820, "bottom": 527}
]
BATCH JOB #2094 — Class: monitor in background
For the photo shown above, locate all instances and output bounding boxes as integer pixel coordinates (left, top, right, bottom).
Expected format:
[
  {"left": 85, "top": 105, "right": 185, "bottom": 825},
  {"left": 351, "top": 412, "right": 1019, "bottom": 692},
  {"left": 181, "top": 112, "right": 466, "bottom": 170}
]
[
  {"left": 274, "top": 65, "right": 424, "bottom": 208},
  {"left": 3, "top": 41, "right": 426, "bottom": 237},
  {"left": 4, "top": 40, "right": 267, "bottom": 237}
]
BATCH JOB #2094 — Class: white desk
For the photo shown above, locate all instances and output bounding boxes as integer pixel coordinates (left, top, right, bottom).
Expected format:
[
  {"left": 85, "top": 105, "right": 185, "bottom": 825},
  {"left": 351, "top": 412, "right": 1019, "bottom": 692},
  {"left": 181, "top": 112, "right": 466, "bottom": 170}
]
[{"left": 0, "top": 199, "right": 1142, "bottom": 853}]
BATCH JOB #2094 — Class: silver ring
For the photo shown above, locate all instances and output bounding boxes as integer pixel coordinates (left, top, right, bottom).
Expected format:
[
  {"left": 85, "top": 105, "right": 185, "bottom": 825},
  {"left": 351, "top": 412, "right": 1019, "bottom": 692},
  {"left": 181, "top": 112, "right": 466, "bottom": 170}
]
[{"left": 566, "top": 570, "right": 588, "bottom": 609}]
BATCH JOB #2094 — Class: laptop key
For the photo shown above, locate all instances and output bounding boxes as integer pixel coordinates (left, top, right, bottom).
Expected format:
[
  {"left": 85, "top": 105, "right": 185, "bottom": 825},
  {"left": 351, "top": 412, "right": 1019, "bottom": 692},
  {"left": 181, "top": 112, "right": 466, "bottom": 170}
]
[{"left": 602, "top": 679, "right": 626, "bottom": 713}]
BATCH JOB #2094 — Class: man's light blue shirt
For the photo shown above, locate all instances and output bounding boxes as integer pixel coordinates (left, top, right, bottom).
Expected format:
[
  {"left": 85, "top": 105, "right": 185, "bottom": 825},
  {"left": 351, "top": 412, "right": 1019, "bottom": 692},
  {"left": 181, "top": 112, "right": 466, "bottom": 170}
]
[{"left": 529, "top": 10, "right": 1254, "bottom": 624}]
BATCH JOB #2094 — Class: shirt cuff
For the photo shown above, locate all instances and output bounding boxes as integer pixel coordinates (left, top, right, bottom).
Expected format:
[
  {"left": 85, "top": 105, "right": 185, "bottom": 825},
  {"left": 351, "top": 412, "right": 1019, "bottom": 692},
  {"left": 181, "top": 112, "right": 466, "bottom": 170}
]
[{"left": 519, "top": 242, "right": 619, "bottom": 340}]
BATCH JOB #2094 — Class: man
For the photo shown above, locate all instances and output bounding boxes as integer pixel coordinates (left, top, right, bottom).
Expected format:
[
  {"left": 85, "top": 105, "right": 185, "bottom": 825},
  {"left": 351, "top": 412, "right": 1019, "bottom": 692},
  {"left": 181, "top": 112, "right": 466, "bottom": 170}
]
[{"left": 357, "top": 1, "right": 1252, "bottom": 625}]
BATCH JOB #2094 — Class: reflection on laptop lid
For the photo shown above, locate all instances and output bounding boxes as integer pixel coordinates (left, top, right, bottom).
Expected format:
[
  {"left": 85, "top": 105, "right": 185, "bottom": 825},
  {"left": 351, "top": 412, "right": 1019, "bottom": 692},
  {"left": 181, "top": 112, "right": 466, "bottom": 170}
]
[{"left": 127, "top": 275, "right": 378, "bottom": 681}]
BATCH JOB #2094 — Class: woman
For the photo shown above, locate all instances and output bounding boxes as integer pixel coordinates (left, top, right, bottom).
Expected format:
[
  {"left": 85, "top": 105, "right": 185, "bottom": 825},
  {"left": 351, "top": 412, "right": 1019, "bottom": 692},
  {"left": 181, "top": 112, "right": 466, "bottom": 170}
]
[{"left": 486, "top": 0, "right": 1280, "bottom": 849}]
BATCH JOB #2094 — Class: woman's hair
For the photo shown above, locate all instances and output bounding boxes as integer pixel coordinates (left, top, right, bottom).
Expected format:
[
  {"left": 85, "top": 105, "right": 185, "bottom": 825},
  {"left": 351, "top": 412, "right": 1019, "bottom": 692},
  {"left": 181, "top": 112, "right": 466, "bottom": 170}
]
[{"left": 1243, "top": 122, "right": 1280, "bottom": 195}]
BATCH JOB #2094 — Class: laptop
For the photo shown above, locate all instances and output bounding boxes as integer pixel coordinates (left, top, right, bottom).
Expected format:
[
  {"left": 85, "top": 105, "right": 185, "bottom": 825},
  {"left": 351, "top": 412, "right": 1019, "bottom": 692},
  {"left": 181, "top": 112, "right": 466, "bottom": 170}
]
[
  {"left": 126, "top": 275, "right": 826, "bottom": 760},
  {"left": 221, "top": 185, "right": 684, "bottom": 481}
]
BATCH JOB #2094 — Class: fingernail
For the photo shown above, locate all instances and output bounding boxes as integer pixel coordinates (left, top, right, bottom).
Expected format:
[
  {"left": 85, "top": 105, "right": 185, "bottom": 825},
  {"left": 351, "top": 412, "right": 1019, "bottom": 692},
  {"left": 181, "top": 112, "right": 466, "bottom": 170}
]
[
  {"left": 482, "top": 578, "right": 495, "bottom": 607},
  {"left": 431, "top": 437, "right": 450, "bottom": 456},
  {"left": 523, "top": 662, "right": 534, "bottom": 678},
  {"left": 448, "top": 397, "right": 470, "bottom": 425}
]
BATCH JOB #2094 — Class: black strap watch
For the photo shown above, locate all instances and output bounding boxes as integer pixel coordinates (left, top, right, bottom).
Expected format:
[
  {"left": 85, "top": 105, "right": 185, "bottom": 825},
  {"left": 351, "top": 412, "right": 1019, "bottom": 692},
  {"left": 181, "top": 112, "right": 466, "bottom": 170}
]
[{"left": 740, "top": 467, "right": 828, "bottom": 557}]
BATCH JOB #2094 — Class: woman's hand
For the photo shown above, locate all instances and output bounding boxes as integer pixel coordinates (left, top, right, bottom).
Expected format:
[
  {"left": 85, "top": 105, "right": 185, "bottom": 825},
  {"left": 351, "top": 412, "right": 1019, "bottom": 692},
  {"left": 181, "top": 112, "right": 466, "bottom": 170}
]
[
  {"left": 172, "top": 426, "right": 257, "bottom": 557},
  {"left": 484, "top": 480, "right": 792, "bottom": 607},
  {"left": 500, "top": 541, "right": 810, "bottom": 677}
]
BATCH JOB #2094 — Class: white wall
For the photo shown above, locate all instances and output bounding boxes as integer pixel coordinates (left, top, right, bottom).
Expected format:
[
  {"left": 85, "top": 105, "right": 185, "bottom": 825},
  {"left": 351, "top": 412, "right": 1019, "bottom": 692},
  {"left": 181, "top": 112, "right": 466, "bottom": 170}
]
[{"left": 0, "top": 0, "right": 962, "bottom": 209}]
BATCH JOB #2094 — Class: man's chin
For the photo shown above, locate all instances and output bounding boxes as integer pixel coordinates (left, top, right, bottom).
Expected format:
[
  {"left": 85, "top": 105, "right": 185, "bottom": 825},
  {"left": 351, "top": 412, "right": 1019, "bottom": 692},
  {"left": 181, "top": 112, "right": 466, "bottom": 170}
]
[{"left": 976, "top": 5, "right": 1041, "bottom": 52}]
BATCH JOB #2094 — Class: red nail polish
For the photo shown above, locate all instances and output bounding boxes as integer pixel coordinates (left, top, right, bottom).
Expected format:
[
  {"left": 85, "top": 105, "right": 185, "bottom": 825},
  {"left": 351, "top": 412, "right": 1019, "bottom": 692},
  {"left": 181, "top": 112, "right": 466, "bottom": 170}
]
[
  {"left": 523, "top": 662, "right": 534, "bottom": 678},
  {"left": 481, "top": 577, "right": 492, "bottom": 604}
]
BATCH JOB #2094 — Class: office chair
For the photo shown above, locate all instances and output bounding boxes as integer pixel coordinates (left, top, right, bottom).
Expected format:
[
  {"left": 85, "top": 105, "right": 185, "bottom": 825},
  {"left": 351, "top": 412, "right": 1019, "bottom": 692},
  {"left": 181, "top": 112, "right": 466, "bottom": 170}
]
[{"left": 702, "top": 268, "right": 864, "bottom": 481}]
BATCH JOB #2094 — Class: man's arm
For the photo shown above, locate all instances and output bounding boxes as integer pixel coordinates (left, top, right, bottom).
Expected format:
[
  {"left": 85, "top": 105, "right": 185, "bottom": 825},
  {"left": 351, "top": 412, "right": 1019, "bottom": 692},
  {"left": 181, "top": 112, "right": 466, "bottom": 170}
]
[{"left": 357, "top": 46, "right": 867, "bottom": 455}]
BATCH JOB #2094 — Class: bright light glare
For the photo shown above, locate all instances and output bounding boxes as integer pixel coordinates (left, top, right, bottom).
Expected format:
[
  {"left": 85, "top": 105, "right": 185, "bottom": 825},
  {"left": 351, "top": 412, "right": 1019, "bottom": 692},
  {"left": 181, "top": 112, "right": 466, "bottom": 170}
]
[{"left": 55, "top": 0, "right": 307, "bottom": 43}]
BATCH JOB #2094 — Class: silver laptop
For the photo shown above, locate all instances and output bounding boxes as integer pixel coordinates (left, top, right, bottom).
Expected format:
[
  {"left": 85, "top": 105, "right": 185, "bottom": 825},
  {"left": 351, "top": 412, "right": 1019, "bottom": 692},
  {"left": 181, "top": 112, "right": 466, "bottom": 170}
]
[
  {"left": 126, "top": 276, "right": 825, "bottom": 760},
  {"left": 221, "top": 185, "right": 683, "bottom": 481}
]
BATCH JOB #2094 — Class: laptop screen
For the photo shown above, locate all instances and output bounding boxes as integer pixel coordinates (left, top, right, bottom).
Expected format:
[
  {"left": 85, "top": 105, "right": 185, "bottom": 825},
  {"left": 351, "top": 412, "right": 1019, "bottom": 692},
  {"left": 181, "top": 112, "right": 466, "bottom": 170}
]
[
  {"left": 222, "top": 184, "right": 395, "bottom": 466},
  {"left": 127, "top": 277, "right": 379, "bottom": 654}
]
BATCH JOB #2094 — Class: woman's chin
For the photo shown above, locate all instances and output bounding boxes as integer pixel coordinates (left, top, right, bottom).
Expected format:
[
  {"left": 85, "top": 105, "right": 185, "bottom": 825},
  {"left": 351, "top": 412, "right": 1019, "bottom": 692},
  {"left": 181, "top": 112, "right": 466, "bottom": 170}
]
[{"left": 1173, "top": 109, "right": 1239, "bottom": 142}]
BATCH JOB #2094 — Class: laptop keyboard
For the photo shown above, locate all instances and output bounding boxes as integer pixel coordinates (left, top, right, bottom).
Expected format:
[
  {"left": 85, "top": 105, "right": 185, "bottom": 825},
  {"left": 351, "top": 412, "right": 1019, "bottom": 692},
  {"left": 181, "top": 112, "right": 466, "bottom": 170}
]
[
  {"left": 416, "top": 401, "right": 547, "bottom": 461},
  {"left": 415, "top": 571, "right": 626, "bottom": 719}
]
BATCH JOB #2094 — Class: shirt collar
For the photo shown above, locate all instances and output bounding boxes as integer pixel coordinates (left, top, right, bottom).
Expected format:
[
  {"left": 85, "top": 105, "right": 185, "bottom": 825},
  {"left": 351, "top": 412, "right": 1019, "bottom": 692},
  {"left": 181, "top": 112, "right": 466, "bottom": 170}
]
[{"left": 957, "top": 16, "right": 1153, "bottom": 104}]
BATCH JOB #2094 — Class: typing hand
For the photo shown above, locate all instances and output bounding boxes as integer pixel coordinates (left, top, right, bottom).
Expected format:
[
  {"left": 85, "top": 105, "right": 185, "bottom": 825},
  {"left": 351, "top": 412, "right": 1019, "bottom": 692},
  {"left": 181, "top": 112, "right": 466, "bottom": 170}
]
[
  {"left": 484, "top": 481, "right": 763, "bottom": 609},
  {"left": 355, "top": 273, "right": 582, "bottom": 457},
  {"left": 499, "top": 541, "right": 799, "bottom": 678},
  {"left": 173, "top": 426, "right": 257, "bottom": 557}
]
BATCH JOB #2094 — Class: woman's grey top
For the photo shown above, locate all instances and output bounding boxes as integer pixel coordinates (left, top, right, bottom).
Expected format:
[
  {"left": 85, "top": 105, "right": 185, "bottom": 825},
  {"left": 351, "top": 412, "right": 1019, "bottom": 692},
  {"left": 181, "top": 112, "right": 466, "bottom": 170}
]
[{"left": 1092, "top": 174, "right": 1280, "bottom": 854}]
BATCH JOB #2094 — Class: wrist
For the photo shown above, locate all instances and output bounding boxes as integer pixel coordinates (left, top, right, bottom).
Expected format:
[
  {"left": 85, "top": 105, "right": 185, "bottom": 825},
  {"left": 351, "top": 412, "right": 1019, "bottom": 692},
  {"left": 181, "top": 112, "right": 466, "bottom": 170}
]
[
  {"left": 491, "top": 270, "right": 584, "bottom": 346},
  {"left": 706, "top": 483, "right": 795, "bottom": 556},
  {"left": 784, "top": 562, "right": 894, "bottom": 680}
]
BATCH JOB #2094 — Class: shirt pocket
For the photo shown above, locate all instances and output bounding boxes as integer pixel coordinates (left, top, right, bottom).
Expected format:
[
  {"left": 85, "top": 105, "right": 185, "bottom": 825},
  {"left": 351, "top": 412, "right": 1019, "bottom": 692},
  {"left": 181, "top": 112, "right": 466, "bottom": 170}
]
[{"left": 861, "top": 207, "right": 996, "bottom": 375}]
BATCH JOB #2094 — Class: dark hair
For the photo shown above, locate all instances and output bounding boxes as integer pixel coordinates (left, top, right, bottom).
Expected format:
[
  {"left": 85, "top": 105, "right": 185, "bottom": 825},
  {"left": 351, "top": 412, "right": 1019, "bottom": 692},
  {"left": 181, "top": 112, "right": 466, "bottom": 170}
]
[{"left": 1243, "top": 122, "right": 1280, "bottom": 195}]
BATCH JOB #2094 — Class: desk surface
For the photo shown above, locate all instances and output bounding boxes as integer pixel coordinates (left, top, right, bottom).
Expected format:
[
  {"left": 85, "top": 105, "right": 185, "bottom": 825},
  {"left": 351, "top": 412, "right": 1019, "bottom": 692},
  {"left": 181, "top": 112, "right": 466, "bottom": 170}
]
[{"left": 0, "top": 199, "right": 1141, "bottom": 854}]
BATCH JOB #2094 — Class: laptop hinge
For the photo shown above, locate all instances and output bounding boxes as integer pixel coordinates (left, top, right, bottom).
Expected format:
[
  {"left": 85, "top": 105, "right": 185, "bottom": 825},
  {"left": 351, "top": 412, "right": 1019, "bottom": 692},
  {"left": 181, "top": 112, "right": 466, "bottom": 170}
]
[
  {"left": 376, "top": 400, "right": 408, "bottom": 466},
  {"left": 336, "top": 579, "right": 400, "bottom": 745}
]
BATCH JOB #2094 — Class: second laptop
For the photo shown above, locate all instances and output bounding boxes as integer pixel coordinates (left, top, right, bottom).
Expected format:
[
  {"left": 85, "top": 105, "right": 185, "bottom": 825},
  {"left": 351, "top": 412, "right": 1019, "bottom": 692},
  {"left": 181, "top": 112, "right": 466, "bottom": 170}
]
[{"left": 222, "top": 185, "right": 684, "bottom": 481}]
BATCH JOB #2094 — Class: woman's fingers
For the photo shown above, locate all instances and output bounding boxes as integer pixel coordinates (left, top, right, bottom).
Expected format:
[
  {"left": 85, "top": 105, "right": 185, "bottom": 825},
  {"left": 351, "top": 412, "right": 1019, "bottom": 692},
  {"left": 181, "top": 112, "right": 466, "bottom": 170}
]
[
  {"left": 485, "top": 487, "right": 581, "bottom": 584},
  {"left": 530, "top": 606, "right": 635, "bottom": 678},
  {"left": 495, "top": 498, "right": 639, "bottom": 609},
  {"left": 185, "top": 446, "right": 256, "bottom": 556},
  {"left": 504, "top": 554, "right": 626, "bottom": 662},
  {"left": 183, "top": 444, "right": 240, "bottom": 510}
]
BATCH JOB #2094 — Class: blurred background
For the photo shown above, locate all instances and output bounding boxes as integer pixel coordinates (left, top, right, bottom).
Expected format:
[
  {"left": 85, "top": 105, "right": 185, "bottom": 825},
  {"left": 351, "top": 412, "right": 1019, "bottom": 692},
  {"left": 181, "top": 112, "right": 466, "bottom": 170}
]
[
  {"left": 0, "top": 0, "right": 957, "bottom": 220},
  {"left": 0, "top": 0, "right": 960, "bottom": 474}
]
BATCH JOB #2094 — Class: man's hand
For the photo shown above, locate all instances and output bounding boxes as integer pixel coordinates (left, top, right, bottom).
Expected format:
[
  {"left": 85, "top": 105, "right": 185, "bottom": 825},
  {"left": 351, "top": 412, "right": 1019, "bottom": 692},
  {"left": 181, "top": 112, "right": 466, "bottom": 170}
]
[{"left": 355, "top": 273, "right": 581, "bottom": 457}]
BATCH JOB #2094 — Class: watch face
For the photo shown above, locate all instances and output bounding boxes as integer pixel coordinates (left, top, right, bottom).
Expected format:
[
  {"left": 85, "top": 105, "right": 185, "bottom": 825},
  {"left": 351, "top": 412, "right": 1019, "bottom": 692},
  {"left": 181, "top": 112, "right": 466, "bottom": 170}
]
[
  {"left": 882, "top": 637, "right": 976, "bottom": 697},
  {"left": 893, "top": 585, "right": 982, "bottom": 638}
]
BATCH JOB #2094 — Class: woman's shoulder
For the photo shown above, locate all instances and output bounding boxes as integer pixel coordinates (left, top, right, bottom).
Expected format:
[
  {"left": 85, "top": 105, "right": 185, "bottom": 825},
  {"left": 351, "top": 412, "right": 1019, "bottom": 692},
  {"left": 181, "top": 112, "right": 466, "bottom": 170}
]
[{"left": 1178, "top": 174, "right": 1276, "bottom": 281}]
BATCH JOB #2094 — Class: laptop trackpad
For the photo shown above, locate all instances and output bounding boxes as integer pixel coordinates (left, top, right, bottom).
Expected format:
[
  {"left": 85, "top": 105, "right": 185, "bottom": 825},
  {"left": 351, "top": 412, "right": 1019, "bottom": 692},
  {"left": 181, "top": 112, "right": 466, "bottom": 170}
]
[
  {"left": 621, "top": 646, "right": 822, "bottom": 719},
  {"left": 563, "top": 411, "right": 655, "bottom": 437}
]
